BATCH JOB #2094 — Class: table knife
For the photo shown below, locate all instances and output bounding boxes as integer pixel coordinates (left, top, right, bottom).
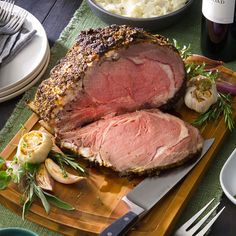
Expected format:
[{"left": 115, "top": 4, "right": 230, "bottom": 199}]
[{"left": 100, "top": 138, "right": 215, "bottom": 236}]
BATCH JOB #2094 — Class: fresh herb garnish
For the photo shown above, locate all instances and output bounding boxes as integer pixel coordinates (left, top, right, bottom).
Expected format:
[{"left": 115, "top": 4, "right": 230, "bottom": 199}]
[
  {"left": 0, "top": 157, "right": 5, "bottom": 169},
  {"left": 50, "top": 150, "right": 87, "bottom": 175},
  {"left": 192, "top": 93, "right": 235, "bottom": 131},
  {"left": 174, "top": 40, "right": 235, "bottom": 131},
  {"left": 173, "top": 39, "right": 192, "bottom": 60},
  {"left": 185, "top": 63, "right": 219, "bottom": 81},
  {"left": 0, "top": 157, "right": 75, "bottom": 220},
  {"left": 43, "top": 191, "right": 75, "bottom": 210},
  {"left": 0, "top": 171, "right": 11, "bottom": 190}
]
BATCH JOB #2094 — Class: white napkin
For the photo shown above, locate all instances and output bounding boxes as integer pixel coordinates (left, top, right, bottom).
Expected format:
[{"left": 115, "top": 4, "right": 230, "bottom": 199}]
[{"left": 0, "top": 25, "right": 36, "bottom": 66}]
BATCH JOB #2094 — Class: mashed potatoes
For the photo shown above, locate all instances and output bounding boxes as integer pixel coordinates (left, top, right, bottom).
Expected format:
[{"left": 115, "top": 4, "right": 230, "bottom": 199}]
[{"left": 95, "top": 0, "right": 187, "bottom": 18}]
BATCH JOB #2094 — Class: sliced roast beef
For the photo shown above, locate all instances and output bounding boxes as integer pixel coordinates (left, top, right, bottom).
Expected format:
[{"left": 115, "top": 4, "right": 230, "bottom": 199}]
[
  {"left": 58, "top": 110, "right": 203, "bottom": 175},
  {"left": 29, "top": 25, "right": 186, "bottom": 133}
]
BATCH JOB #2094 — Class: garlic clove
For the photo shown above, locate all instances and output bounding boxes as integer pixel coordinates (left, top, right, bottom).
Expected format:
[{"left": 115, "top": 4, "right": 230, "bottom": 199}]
[
  {"left": 16, "top": 131, "right": 53, "bottom": 164},
  {"left": 36, "top": 163, "right": 54, "bottom": 191},
  {"left": 45, "top": 158, "right": 85, "bottom": 184}
]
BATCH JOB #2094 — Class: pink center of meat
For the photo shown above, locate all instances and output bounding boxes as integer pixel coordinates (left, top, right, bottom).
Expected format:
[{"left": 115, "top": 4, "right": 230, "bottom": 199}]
[
  {"left": 85, "top": 57, "right": 172, "bottom": 105},
  {"left": 56, "top": 43, "right": 185, "bottom": 133},
  {"left": 59, "top": 110, "right": 202, "bottom": 173}
]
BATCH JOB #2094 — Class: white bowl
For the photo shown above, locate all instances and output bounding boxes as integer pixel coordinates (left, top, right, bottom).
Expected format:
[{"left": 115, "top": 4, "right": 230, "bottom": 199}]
[{"left": 220, "top": 148, "right": 236, "bottom": 204}]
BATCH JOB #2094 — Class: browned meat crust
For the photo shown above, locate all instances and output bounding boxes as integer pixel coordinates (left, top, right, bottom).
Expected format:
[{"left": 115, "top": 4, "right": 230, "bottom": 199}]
[{"left": 30, "top": 25, "right": 181, "bottom": 123}]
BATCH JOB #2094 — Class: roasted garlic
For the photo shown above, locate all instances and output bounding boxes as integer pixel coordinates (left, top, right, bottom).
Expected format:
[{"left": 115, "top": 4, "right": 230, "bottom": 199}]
[
  {"left": 184, "top": 75, "right": 218, "bottom": 113},
  {"left": 45, "top": 158, "right": 85, "bottom": 184},
  {"left": 16, "top": 131, "right": 53, "bottom": 164}
]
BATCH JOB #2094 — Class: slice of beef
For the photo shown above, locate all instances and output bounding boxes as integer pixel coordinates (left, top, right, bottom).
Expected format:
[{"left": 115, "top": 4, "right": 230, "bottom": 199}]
[
  {"left": 29, "top": 25, "right": 186, "bottom": 133},
  {"left": 58, "top": 110, "right": 203, "bottom": 176}
]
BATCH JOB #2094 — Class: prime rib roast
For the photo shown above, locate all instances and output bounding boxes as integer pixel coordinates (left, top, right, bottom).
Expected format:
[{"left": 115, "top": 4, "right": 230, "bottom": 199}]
[
  {"left": 30, "top": 25, "right": 204, "bottom": 175},
  {"left": 59, "top": 110, "right": 203, "bottom": 175}
]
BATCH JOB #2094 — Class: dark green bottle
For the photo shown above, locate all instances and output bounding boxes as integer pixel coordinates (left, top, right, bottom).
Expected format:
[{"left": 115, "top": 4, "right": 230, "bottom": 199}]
[{"left": 201, "top": 0, "right": 236, "bottom": 62}]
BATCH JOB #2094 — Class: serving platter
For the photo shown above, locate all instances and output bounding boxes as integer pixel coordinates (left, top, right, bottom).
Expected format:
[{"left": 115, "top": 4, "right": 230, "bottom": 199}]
[{"left": 0, "top": 67, "right": 236, "bottom": 235}]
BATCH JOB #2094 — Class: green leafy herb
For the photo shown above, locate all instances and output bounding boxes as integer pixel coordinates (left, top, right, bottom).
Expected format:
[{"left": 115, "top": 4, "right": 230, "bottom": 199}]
[
  {"left": 192, "top": 93, "right": 235, "bottom": 131},
  {"left": 0, "top": 157, "right": 5, "bottom": 169},
  {"left": 185, "top": 63, "right": 219, "bottom": 81},
  {"left": 7, "top": 164, "right": 25, "bottom": 184},
  {"left": 44, "top": 191, "right": 75, "bottom": 210},
  {"left": 50, "top": 151, "right": 87, "bottom": 175},
  {"left": 23, "top": 163, "right": 39, "bottom": 173},
  {"left": 57, "top": 158, "right": 68, "bottom": 178},
  {"left": 33, "top": 182, "right": 50, "bottom": 214},
  {"left": 22, "top": 198, "right": 33, "bottom": 220},
  {"left": 0, "top": 171, "right": 11, "bottom": 189},
  {"left": 20, "top": 167, "right": 75, "bottom": 219},
  {"left": 22, "top": 184, "right": 33, "bottom": 221},
  {"left": 173, "top": 39, "right": 192, "bottom": 60},
  {"left": 174, "top": 39, "right": 234, "bottom": 131},
  {"left": 2, "top": 157, "right": 76, "bottom": 220}
]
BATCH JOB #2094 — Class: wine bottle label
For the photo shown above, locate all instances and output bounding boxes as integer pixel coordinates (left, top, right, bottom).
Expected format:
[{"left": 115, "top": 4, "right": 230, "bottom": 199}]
[{"left": 202, "top": 0, "right": 236, "bottom": 24}]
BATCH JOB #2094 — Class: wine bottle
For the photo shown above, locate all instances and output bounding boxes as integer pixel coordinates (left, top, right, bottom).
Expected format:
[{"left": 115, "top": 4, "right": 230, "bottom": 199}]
[{"left": 201, "top": 0, "right": 236, "bottom": 62}]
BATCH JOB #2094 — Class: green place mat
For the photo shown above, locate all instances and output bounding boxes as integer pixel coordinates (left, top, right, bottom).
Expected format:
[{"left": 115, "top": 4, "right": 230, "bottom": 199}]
[{"left": 0, "top": 0, "right": 235, "bottom": 235}]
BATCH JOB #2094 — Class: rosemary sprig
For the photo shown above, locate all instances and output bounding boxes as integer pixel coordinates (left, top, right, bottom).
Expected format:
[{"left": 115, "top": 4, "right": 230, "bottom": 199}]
[
  {"left": 174, "top": 39, "right": 234, "bottom": 131},
  {"left": 173, "top": 39, "right": 192, "bottom": 60},
  {"left": 185, "top": 63, "right": 219, "bottom": 81},
  {"left": 50, "top": 150, "right": 87, "bottom": 175},
  {"left": 173, "top": 39, "right": 219, "bottom": 81},
  {"left": 192, "top": 93, "right": 235, "bottom": 131}
]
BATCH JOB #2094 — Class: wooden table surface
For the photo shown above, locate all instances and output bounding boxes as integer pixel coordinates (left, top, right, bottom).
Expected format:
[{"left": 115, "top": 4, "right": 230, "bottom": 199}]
[{"left": 0, "top": 0, "right": 235, "bottom": 235}]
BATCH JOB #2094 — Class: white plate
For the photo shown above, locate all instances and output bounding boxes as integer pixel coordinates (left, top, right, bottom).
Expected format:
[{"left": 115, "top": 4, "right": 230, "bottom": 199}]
[
  {"left": 0, "top": 3, "right": 48, "bottom": 92},
  {"left": 220, "top": 148, "right": 236, "bottom": 205},
  {"left": 0, "top": 49, "right": 50, "bottom": 103},
  {"left": 0, "top": 45, "right": 50, "bottom": 97}
]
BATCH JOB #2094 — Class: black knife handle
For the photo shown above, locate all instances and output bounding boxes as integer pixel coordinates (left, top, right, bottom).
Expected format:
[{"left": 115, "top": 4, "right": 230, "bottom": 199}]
[{"left": 100, "top": 211, "right": 139, "bottom": 236}]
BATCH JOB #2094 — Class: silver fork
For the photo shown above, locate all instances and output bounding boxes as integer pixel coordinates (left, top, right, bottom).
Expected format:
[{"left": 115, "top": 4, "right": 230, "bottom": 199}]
[
  {"left": 174, "top": 198, "right": 225, "bottom": 236},
  {"left": 0, "top": 0, "right": 15, "bottom": 26},
  {"left": 0, "top": 8, "right": 27, "bottom": 34}
]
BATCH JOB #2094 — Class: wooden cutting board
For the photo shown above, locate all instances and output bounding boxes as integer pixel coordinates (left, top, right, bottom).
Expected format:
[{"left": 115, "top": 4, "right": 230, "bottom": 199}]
[{"left": 0, "top": 69, "right": 236, "bottom": 236}]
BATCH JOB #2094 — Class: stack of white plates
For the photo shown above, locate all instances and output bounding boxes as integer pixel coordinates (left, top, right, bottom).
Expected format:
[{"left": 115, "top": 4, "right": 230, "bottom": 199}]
[{"left": 0, "top": 4, "right": 50, "bottom": 103}]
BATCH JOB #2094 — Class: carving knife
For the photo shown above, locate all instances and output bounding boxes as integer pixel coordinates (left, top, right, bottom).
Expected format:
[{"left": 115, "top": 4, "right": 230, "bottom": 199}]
[{"left": 100, "top": 138, "right": 215, "bottom": 236}]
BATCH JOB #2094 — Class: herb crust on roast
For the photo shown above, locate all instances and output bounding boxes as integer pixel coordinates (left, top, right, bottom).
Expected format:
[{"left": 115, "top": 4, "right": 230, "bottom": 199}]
[
  {"left": 30, "top": 25, "right": 186, "bottom": 132},
  {"left": 28, "top": 25, "right": 203, "bottom": 176}
]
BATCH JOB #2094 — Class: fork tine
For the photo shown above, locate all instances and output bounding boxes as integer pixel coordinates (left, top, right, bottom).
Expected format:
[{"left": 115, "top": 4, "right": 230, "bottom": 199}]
[
  {"left": 7, "top": 8, "right": 22, "bottom": 26},
  {"left": 0, "top": 1, "right": 6, "bottom": 20},
  {"left": 4, "top": 0, "right": 15, "bottom": 23},
  {"left": 11, "top": 10, "right": 27, "bottom": 32},
  {"left": 179, "top": 198, "right": 215, "bottom": 231},
  {"left": 1, "top": 0, "right": 11, "bottom": 22},
  {"left": 0, "top": 0, "right": 14, "bottom": 23},
  {"left": 188, "top": 201, "right": 220, "bottom": 235},
  {"left": 5, "top": 10, "right": 18, "bottom": 27},
  {"left": 0, "top": 1, "right": 8, "bottom": 21},
  {"left": 10, "top": 10, "right": 25, "bottom": 28},
  {"left": 196, "top": 206, "right": 225, "bottom": 236}
]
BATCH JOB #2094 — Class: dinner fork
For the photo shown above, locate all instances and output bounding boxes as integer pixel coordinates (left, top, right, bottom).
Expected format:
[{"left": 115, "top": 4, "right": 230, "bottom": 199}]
[
  {"left": 0, "top": 0, "right": 15, "bottom": 26},
  {"left": 174, "top": 198, "right": 225, "bottom": 236},
  {"left": 0, "top": 8, "right": 27, "bottom": 34}
]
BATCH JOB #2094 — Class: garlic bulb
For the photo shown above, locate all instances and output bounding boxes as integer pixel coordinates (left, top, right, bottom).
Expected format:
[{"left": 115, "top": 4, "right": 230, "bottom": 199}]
[
  {"left": 16, "top": 131, "right": 53, "bottom": 164},
  {"left": 184, "top": 75, "right": 218, "bottom": 113},
  {"left": 45, "top": 158, "right": 85, "bottom": 184}
]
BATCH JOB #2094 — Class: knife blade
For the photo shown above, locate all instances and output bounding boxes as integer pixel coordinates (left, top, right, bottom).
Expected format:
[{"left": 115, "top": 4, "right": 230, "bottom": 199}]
[{"left": 100, "top": 138, "right": 214, "bottom": 236}]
